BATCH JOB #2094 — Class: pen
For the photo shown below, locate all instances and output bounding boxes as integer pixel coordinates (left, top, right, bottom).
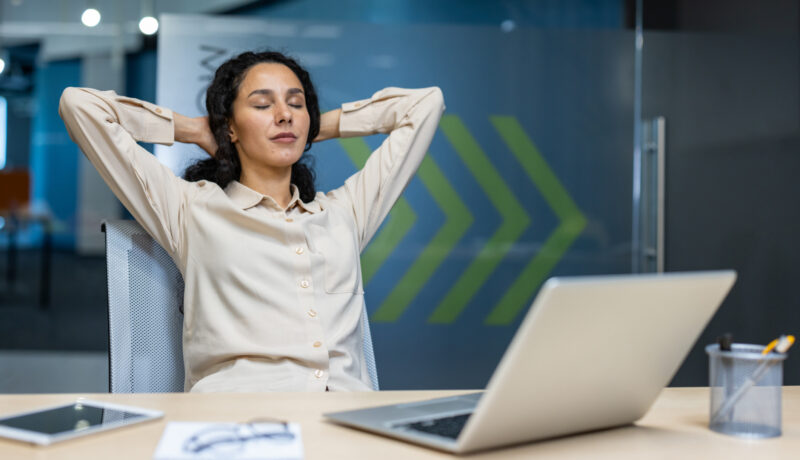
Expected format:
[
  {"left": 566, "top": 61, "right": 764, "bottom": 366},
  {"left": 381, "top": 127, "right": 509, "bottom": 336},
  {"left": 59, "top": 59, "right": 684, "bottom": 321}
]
[
  {"left": 711, "top": 335, "right": 795, "bottom": 425},
  {"left": 717, "top": 334, "right": 733, "bottom": 352},
  {"left": 717, "top": 333, "right": 734, "bottom": 420}
]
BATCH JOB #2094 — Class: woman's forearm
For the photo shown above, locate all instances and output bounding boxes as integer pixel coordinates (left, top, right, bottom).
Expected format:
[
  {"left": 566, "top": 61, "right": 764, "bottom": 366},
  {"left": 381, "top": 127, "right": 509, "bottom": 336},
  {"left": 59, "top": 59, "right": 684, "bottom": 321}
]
[
  {"left": 173, "top": 112, "right": 199, "bottom": 144},
  {"left": 174, "top": 113, "right": 217, "bottom": 156},
  {"left": 315, "top": 109, "right": 342, "bottom": 142}
]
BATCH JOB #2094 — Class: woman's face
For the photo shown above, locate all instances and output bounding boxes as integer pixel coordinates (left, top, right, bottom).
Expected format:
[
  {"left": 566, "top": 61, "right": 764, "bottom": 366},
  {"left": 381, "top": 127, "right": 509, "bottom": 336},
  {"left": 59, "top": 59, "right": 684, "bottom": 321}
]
[{"left": 228, "top": 62, "right": 310, "bottom": 173}]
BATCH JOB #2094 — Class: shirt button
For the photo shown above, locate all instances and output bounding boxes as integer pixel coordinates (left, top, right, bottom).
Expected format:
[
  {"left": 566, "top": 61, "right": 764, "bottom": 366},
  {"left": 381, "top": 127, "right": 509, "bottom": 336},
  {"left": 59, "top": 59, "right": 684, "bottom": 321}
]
[
  {"left": 300, "top": 280, "right": 310, "bottom": 288},
  {"left": 313, "top": 341, "right": 322, "bottom": 348},
  {"left": 285, "top": 218, "right": 294, "bottom": 223},
  {"left": 155, "top": 107, "right": 162, "bottom": 114},
  {"left": 307, "top": 309, "right": 317, "bottom": 318},
  {"left": 314, "top": 369, "right": 324, "bottom": 378},
  {"left": 295, "top": 247, "right": 304, "bottom": 255}
]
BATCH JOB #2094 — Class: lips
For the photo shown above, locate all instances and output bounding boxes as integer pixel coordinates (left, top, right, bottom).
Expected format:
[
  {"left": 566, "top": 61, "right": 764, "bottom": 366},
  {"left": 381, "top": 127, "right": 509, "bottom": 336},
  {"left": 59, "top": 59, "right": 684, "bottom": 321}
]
[{"left": 271, "top": 132, "right": 297, "bottom": 143}]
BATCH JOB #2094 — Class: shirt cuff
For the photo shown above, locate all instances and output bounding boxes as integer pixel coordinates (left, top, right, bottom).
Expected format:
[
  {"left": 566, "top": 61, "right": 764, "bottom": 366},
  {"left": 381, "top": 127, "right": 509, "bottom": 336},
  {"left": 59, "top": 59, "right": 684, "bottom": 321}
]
[
  {"left": 141, "top": 102, "right": 175, "bottom": 145},
  {"left": 115, "top": 94, "right": 175, "bottom": 145},
  {"left": 338, "top": 87, "right": 415, "bottom": 138},
  {"left": 339, "top": 96, "right": 376, "bottom": 138}
]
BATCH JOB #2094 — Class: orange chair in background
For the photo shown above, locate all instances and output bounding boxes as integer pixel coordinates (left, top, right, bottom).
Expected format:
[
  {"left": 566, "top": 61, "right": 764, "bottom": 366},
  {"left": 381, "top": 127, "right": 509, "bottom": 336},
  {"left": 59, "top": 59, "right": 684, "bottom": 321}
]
[
  {"left": 0, "top": 169, "right": 30, "bottom": 211},
  {"left": 0, "top": 169, "right": 52, "bottom": 308}
]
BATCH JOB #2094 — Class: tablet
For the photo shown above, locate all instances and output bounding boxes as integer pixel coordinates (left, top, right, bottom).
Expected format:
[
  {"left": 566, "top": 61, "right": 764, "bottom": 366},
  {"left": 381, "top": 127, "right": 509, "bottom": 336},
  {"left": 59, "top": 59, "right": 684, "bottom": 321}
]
[{"left": 0, "top": 398, "right": 163, "bottom": 446}]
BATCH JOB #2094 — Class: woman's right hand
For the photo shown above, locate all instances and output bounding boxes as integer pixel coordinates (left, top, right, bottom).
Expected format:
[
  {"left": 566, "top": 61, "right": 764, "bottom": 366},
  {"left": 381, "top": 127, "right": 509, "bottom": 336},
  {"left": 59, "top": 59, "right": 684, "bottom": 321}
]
[{"left": 174, "top": 113, "right": 218, "bottom": 157}]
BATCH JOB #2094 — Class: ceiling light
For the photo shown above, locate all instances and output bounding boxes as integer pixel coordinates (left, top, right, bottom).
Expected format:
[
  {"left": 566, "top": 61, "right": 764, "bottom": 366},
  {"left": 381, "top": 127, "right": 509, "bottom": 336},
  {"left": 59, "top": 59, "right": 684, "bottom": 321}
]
[
  {"left": 139, "top": 16, "right": 159, "bottom": 35},
  {"left": 0, "top": 58, "right": 5, "bottom": 75},
  {"left": 81, "top": 8, "right": 101, "bottom": 27}
]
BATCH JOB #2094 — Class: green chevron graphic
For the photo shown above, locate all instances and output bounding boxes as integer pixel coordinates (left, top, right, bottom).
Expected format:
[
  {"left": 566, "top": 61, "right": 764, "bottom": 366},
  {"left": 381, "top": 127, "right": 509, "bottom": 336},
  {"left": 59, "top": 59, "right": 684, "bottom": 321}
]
[
  {"left": 341, "top": 116, "right": 584, "bottom": 326},
  {"left": 338, "top": 138, "right": 416, "bottom": 284},
  {"left": 371, "top": 155, "right": 474, "bottom": 322},
  {"left": 427, "top": 115, "right": 531, "bottom": 324},
  {"left": 360, "top": 200, "right": 415, "bottom": 284},
  {"left": 484, "top": 116, "right": 587, "bottom": 325}
]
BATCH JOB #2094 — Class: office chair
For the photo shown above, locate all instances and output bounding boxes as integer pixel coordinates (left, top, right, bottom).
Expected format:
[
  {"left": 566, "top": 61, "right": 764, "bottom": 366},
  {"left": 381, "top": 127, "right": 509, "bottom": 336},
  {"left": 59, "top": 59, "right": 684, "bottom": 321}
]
[{"left": 103, "top": 219, "right": 379, "bottom": 393}]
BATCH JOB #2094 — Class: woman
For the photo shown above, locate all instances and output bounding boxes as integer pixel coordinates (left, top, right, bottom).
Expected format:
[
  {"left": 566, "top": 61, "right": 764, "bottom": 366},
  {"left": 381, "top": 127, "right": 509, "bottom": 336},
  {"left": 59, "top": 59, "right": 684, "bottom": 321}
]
[{"left": 59, "top": 50, "right": 444, "bottom": 393}]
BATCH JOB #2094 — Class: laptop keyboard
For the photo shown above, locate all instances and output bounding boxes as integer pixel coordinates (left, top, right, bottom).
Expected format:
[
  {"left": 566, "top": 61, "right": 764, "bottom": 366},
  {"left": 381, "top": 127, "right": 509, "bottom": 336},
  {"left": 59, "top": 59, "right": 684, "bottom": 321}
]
[{"left": 398, "top": 413, "right": 472, "bottom": 440}]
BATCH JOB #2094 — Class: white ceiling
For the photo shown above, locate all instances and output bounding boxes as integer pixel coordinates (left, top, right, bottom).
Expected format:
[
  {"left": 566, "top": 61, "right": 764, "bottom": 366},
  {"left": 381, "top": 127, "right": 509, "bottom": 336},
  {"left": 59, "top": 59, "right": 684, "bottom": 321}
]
[{"left": 0, "top": 0, "right": 259, "bottom": 58}]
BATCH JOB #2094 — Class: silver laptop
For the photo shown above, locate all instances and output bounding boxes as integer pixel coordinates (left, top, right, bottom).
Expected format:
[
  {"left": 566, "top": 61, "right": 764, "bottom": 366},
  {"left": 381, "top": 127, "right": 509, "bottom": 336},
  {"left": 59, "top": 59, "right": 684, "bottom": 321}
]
[{"left": 325, "top": 270, "right": 737, "bottom": 454}]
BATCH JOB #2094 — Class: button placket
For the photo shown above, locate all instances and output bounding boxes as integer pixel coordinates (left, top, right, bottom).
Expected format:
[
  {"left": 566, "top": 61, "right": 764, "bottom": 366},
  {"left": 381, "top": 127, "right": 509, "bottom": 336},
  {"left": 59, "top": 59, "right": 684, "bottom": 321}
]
[{"left": 284, "top": 211, "right": 329, "bottom": 386}]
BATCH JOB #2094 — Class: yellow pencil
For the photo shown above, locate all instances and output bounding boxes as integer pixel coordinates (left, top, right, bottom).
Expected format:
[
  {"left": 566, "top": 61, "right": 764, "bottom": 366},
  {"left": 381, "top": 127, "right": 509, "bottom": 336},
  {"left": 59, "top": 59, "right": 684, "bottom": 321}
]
[{"left": 762, "top": 335, "right": 795, "bottom": 355}]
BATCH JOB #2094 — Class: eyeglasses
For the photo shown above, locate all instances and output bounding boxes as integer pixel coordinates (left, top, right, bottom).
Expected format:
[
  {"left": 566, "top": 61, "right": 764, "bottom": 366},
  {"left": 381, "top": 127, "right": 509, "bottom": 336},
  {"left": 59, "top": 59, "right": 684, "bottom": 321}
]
[{"left": 182, "top": 417, "right": 296, "bottom": 456}]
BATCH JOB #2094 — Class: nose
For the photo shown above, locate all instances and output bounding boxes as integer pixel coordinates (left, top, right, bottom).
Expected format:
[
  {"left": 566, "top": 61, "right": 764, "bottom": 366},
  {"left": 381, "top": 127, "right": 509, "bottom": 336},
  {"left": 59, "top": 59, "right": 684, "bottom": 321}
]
[{"left": 275, "top": 102, "right": 292, "bottom": 125}]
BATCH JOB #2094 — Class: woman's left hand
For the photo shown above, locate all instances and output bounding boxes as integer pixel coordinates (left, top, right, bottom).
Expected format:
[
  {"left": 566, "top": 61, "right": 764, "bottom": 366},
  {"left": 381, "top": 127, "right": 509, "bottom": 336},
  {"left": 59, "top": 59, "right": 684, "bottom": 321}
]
[{"left": 314, "top": 109, "right": 342, "bottom": 142}]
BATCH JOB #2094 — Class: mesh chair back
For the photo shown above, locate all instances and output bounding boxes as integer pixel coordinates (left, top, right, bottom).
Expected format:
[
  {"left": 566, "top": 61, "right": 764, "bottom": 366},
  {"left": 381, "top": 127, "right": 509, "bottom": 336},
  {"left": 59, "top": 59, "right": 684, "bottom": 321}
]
[
  {"left": 104, "top": 219, "right": 379, "bottom": 392},
  {"left": 362, "top": 304, "right": 379, "bottom": 390},
  {"left": 104, "top": 220, "right": 185, "bottom": 392}
]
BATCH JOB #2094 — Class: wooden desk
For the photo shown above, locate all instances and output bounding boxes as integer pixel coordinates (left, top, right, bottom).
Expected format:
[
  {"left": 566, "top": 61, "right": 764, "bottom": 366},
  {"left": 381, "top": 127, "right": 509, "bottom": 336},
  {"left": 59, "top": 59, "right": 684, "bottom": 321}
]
[{"left": 0, "top": 387, "right": 797, "bottom": 459}]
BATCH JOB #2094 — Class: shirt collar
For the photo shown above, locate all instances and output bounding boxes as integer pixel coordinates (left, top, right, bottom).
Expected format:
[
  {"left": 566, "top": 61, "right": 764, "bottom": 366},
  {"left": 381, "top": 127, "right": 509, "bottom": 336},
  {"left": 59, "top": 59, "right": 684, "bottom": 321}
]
[{"left": 225, "top": 181, "right": 319, "bottom": 213}]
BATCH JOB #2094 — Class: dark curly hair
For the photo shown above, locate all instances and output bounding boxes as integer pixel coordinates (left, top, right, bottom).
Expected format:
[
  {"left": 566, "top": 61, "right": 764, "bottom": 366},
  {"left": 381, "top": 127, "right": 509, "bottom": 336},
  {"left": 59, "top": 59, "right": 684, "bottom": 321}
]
[{"left": 184, "top": 50, "right": 319, "bottom": 202}]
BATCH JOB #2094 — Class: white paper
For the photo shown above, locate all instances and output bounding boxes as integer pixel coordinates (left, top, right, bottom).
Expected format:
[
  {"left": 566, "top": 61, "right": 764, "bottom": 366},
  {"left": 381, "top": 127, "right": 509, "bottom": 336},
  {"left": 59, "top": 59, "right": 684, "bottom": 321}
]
[{"left": 153, "top": 422, "right": 303, "bottom": 460}]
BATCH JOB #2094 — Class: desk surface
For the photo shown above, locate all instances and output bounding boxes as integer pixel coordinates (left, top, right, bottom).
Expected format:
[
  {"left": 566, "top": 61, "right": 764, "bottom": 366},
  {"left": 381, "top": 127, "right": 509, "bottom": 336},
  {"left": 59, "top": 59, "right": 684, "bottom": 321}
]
[{"left": 0, "top": 387, "right": 797, "bottom": 459}]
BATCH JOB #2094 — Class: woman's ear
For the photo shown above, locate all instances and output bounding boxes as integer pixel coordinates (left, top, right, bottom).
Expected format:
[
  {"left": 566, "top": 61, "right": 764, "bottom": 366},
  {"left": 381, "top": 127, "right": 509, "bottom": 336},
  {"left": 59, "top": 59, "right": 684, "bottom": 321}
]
[{"left": 228, "top": 121, "right": 238, "bottom": 143}]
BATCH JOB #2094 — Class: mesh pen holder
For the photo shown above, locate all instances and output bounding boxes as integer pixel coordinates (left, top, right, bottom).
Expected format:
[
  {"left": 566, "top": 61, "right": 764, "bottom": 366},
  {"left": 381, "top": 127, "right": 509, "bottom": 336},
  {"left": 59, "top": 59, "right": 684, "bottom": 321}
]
[{"left": 706, "top": 343, "right": 787, "bottom": 438}]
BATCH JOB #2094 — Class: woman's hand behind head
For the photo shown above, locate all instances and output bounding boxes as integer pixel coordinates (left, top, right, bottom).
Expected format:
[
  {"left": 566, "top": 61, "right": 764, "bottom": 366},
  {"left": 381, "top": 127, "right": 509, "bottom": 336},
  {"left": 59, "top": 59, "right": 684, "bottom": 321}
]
[
  {"left": 314, "top": 109, "right": 342, "bottom": 143},
  {"left": 174, "top": 112, "right": 218, "bottom": 157},
  {"left": 193, "top": 116, "right": 218, "bottom": 157}
]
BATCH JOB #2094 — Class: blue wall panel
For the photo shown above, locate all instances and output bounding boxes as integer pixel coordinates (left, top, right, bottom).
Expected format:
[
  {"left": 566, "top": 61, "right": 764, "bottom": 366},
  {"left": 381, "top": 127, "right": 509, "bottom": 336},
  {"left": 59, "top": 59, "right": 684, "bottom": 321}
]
[{"left": 29, "top": 58, "right": 81, "bottom": 248}]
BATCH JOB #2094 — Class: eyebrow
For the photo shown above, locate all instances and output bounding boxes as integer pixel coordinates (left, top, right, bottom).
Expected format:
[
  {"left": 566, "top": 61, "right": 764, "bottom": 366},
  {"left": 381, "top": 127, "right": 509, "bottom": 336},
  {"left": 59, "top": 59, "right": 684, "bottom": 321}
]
[{"left": 247, "top": 88, "right": 304, "bottom": 97}]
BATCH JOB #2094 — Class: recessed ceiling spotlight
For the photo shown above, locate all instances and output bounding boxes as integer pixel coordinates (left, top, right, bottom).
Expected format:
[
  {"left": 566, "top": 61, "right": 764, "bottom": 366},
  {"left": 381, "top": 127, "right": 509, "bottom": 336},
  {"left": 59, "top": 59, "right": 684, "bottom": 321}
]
[
  {"left": 139, "top": 16, "right": 159, "bottom": 35},
  {"left": 81, "top": 8, "right": 101, "bottom": 28},
  {"left": 0, "top": 58, "right": 6, "bottom": 75}
]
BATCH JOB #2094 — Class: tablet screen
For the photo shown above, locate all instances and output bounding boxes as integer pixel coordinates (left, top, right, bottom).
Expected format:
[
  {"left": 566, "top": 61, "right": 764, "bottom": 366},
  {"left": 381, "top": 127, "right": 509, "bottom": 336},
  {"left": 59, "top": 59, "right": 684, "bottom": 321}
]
[{"left": 0, "top": 402, "right": 148, "bottom": 435}]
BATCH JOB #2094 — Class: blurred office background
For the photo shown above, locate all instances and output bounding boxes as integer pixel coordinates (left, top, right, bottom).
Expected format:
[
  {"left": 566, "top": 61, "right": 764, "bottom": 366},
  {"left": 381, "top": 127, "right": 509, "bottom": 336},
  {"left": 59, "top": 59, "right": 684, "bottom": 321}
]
[{"left": 0, "top": 0, "right": 797, "bottom": 393}]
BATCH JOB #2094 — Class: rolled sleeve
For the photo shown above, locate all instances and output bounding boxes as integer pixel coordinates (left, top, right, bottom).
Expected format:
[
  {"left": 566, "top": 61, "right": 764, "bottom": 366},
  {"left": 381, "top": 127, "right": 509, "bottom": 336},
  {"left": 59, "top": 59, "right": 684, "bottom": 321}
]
[
  {"left": 113, "top": 94, "right": 176, "bottom": 144},
  {"left": 328, "top": 87, "right": 446, "bottom": 250}
]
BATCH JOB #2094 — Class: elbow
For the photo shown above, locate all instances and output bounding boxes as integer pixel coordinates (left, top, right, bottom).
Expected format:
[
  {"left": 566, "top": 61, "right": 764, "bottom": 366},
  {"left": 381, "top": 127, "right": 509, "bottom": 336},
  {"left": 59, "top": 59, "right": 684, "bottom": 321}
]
[
  {"left": 58, "top": 87, "right": 83, "bottom": 120},
  {"left": 428, "top": 86, "right": 446, "bottom": 115},
  {"left": 59, "top": 87, "right": 105, "bottom": 128}
]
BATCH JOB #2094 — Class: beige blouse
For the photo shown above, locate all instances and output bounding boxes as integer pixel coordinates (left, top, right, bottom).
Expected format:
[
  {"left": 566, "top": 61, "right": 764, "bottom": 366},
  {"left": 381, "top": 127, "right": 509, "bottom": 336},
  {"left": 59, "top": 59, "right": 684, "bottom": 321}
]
[{"left": 59, "top": 85, "right": 445, "bottom": 392}]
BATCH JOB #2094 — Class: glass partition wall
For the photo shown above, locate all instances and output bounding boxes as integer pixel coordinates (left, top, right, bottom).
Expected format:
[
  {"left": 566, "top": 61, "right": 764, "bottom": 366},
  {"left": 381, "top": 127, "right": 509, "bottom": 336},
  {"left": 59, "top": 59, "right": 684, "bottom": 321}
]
[
  {"left": 158, "top": 14, "right": 638, "bottom": 389},
  {"left": 3, "top": 0, "right": 794, "bottom": 391},
  {"left": 3, "top": 2, "right": 672, "bottom": 390},
  {"left": 636, "top": 1, "right": 800, "bottom": 385}
]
